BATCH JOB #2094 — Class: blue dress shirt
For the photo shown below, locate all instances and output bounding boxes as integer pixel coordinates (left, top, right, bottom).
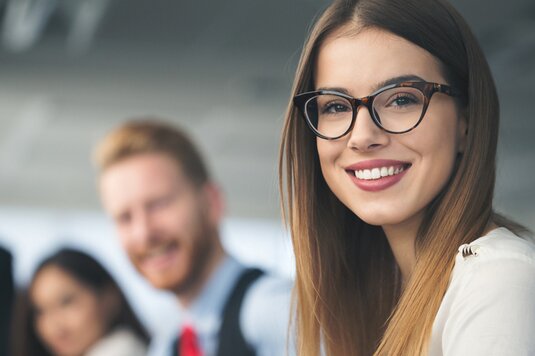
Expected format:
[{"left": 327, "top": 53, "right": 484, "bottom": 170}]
[{"left": 147, "top": 255, "right": 294, "bottom": 356}]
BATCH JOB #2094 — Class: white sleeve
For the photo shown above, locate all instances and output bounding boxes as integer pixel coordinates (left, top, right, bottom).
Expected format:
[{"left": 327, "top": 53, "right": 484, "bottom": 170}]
[
  {"left": 240, "top": 275, "right": 296, "bottom": 356},
  {"left": 442, "top": 257, "right": 535, "bottom": 356}
]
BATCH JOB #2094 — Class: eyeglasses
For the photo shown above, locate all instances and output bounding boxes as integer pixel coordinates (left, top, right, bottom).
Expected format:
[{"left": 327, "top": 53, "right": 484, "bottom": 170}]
[{"left": 293, "top": 81, "right": 460, "bottom": 140}]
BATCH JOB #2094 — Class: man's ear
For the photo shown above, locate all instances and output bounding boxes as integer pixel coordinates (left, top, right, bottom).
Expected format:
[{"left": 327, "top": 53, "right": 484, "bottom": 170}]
[{"left": 202, "top": 182, "right": 224, "bottom": 225}]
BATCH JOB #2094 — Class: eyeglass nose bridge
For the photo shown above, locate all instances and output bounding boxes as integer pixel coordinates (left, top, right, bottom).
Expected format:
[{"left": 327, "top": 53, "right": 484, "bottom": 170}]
[{"left": 347, "top": 95, "right": 379, "bottom": 131}]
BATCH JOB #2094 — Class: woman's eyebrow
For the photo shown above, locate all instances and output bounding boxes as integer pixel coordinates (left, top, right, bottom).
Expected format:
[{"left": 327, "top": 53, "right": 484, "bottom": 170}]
[
  {"left": 371, "top": 75, "right": 425, "bottom": 92},
  {"left": 315, "top": 86, "right": 351, "bottom": 95},
  {"left": 316, "top": 75, "right": 426, "bottom": 96}
]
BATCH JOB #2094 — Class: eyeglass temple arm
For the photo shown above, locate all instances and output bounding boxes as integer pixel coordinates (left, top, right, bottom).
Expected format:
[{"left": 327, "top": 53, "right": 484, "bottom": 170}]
[{"left": 434, "top": 83, "right": 461, "bottom": 97}]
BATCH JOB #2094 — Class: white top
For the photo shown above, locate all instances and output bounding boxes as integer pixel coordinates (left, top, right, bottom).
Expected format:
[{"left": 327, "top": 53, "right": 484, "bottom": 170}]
[
  {"left": 429, "top": 227, "right": 535, "bottom": 355},
  {"left": 147, "top": 255, "right": 294, "bottom": 356},
  {"left": 85, "top": 327, "right": 147, "bottom": 356}
]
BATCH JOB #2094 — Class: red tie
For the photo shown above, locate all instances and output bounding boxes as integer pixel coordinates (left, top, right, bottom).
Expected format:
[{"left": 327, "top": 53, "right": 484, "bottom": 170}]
[{"left": 179, "top": 325, "right": 203, "bottom": 356}]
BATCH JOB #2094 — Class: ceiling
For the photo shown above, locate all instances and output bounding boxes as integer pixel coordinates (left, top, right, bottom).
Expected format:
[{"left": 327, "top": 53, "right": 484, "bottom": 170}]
[{"left": 0, "top": 0, "right": 534, "bottom": 229}]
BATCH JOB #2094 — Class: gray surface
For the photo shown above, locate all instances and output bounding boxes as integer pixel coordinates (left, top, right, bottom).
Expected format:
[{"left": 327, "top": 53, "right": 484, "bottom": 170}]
[{"left": 0, "top": 0, "right": 533, "bottom": 229}]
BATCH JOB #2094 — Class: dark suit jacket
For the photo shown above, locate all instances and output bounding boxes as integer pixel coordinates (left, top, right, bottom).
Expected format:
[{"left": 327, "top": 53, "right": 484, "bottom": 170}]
[{"left": 0, "top": 247, "right": 14, "bottom": 356}]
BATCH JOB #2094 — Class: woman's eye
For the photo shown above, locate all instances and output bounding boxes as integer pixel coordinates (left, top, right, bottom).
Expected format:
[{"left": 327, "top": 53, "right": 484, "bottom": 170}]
[
  {"left": 117, "top": 212, "right": 131, "bottom": 226},
  {"left": 388, "top": 94, "right": 420, "bottom": 107},
  {"left": 59, "top": 294, "right": 75, "bottom": 307},
  {"left": 321, "top": 102, "right": 351, "bottom": 114}
]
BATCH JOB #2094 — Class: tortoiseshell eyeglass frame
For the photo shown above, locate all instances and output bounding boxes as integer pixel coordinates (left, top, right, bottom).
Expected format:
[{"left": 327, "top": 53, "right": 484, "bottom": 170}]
[{"left": 293, "top": 81, "right": 461, "bottom": 140}]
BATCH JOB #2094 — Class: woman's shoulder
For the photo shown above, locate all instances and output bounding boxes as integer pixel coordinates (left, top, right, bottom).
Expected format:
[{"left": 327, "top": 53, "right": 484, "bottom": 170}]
[
  {"left": 449, "top": 227, "right": 535, "bottom": 290},
  {"left": 431, "top": 228, "right": 535, "bottom": 355},
  {"left": 456, "top": 227, "right": 535, "bottom": 266},
  {"left": 449, "top": 227, "right": 535, "bottom": 291},
  {"left": 444, "top": 227, "right": 535, "bottom": 320},
  {"left": 85, "top": 327, "right": 148, "bottom": 356}
]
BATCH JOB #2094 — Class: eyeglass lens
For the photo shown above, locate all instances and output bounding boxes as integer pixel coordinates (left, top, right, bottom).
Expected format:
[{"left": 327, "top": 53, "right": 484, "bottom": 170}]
[{"left": 304, "top": 86, "right": 426, "bottom": 138}]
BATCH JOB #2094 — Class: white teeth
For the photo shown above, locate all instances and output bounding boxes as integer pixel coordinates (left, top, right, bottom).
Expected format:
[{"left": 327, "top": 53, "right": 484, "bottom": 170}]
[
  {"left": 371, "top": 168, "right": 380, "bottom": 179},
  {"left": 353, "top": 165, "right": 408, "bottom": 181},
  {"left": 146, "top": 245, "right": 171, "bottom": 257}
]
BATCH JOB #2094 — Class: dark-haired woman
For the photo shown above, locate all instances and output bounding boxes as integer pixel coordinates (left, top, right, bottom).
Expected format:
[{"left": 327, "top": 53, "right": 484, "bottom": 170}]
[
  {"left": 12, "top": 248, "right": 149, "bottom": 356},
  {"left": 279, "top": 0, "right": 535, "bottom": 355}
]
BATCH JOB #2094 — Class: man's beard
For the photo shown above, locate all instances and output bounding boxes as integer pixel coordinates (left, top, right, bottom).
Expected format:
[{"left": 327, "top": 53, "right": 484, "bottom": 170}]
[{"left": 171, "top": 214, "right": 218, "bottom": 296}]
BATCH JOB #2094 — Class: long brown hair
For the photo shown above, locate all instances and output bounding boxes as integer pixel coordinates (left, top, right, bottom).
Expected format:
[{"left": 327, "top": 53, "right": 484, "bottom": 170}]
[
  {"left": 279, "top": 0, "right": 505, "bottom": 354},
  {"left": 11, "top": 248, "right": 150, "bottom": 356}
]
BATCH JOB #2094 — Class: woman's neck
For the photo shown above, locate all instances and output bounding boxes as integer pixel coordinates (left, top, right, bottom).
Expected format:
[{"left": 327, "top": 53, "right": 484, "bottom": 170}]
[{"left": 382, "top": 215, "right": 422, "bottom": 283}]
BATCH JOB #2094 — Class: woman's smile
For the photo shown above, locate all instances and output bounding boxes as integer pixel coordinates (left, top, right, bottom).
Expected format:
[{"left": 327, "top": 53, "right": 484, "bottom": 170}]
[{"left": 345, "top": 159, "right": 412, "bottom": 192}]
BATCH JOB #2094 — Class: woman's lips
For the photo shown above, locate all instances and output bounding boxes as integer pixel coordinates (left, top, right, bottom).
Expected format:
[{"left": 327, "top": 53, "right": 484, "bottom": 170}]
[{"left": 345, "top": 159, "right": 411, "bottom": 192}]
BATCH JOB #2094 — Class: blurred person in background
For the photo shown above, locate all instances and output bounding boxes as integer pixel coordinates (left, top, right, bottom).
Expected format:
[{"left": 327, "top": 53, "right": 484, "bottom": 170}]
[
  {"left": 11, "top": 247, "right": 149, "bottom": 356},
  {"left": 95, "top": 119, "right": 293, "bottom": 356},
  {"left": 0, "top": 245, "right": 14, "bottom": 355}
]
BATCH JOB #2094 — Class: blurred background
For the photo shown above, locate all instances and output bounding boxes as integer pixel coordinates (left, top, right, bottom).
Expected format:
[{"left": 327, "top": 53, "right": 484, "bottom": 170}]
[{"left": 0, "top": 0, "right": 534, "bottom": 335}]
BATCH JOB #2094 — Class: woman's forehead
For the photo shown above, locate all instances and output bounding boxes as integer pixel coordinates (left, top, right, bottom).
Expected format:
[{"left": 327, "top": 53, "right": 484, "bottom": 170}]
[{"left": 315, "top": 27, "right": 445, "bottom": 94}]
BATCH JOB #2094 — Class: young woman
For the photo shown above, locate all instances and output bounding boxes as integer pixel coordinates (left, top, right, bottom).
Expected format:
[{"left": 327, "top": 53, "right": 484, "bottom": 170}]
[
  {"left": 12, "top": 248, "right": 150, "bottom": 356},
  {"left": 279, "top": 0, "right": 535, "bottom": 355}
]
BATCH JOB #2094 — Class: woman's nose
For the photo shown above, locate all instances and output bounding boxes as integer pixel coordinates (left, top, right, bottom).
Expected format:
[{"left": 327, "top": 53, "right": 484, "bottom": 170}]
[{"left": 346, "top": 105, "right": 389, "bottom": 152}]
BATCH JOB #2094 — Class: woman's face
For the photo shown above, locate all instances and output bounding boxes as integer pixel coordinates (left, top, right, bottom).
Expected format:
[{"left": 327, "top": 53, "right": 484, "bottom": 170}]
[
  {"left": 31, "top": 265, "right": 109, "bottom": 356},
  {"left": 315, "top": 27, "right": 466, "bottom": 232}
]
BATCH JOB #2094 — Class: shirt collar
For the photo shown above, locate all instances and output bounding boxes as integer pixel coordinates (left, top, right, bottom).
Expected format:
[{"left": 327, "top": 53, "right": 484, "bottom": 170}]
[{"left": 179, "top": 255, "right": 245, "bottom": 330}]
